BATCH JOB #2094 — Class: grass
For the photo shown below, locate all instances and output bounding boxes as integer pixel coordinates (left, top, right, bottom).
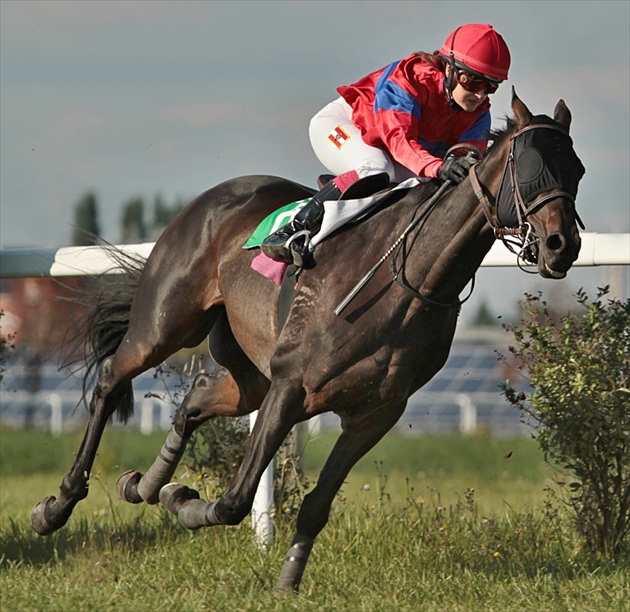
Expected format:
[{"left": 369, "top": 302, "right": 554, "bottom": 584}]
[
  {"left": 302, "top": 432, "right": 555, "bottom": 514},
  {"left": 1, "top": 428, "right": 629, "bottom": 610}
]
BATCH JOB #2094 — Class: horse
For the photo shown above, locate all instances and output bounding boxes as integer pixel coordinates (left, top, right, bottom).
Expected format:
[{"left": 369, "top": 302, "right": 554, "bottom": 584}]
[{"left": 31, "top": 91, "right": 585, "bottom": 593}]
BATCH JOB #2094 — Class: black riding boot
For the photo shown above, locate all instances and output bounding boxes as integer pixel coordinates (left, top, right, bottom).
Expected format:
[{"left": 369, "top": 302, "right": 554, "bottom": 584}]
[{"left": 261, "top": 179, "right": 343, "bottom": 267}]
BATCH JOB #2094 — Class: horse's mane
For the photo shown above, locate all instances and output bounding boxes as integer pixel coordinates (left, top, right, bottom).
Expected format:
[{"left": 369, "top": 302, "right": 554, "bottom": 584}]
[{"left": 487, "top": 116, "right": 516, "bottom": 153}]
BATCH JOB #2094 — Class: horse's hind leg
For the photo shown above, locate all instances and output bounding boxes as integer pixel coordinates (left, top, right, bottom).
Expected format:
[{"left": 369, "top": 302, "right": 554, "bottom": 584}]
[
  {"left": 31, "top": 356, "right": 132, "bottom": 535},
  {"left": 31, "top": 317, "right": 184, "bottom": 535},
  {"left": 117, "top": 308, "right": 271, "bottom": 505},
  {"left": 276, "top": 402, "right": 406, "bottom": 593},
  {"left": 31, "top": 284, "right": 220, "bottom": 535}
]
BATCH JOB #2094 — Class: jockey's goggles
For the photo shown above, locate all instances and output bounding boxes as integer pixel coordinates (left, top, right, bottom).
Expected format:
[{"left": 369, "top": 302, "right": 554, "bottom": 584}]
[{"left": 455, "top": 68, "right": 501, "bottom": 94}]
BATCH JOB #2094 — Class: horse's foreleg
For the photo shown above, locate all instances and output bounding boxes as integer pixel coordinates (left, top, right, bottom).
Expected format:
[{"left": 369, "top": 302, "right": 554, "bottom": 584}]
[
  {"left": 117, "top": 370, "right": 256, "bottom": 505},
  {"left": 31, "top": 357, "right": 130, "bottom": 535},
  {"left": 276, "top": 402, "right": 406, "bottom": 593},
  {"left": 160, "top": 380, "right": 303, "bottom": 530}
]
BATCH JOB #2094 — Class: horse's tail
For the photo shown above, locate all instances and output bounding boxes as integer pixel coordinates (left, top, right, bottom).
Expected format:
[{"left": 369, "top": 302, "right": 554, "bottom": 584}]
[{"left": 63, "top": 242, "right": 146, "bottom": 423}]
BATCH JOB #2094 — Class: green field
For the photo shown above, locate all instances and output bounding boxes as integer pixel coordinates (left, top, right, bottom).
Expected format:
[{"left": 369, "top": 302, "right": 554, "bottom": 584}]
[{"left": 1, "top": 428, "right": 628, "bottom": 611}]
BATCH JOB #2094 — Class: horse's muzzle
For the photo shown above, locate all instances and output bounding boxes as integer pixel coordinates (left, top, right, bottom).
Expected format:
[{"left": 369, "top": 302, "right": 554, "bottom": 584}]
[{"left": 536, "top": 229, "right": 581, "bottom": 279}]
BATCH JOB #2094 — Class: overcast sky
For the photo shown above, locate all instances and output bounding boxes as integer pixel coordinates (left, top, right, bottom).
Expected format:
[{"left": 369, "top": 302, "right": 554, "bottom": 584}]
[{"left": 1, "top": 1, "right": 628, "bottom": 320}]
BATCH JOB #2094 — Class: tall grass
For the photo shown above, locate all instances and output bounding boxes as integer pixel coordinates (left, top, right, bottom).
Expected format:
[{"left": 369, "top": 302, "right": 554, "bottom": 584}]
[{"left": 1, "top": 429, "right": 628, "bottom": 610}]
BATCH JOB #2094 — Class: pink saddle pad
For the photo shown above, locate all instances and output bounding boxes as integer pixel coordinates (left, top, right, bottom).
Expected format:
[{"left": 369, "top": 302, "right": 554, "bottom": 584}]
[{"left": 251, "top": 252, "right": 288, "bottom": 286}]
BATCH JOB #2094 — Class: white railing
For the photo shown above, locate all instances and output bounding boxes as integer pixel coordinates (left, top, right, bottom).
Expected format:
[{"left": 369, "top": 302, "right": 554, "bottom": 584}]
[
  {"left": 1, "top": 233, "right": 628, "bottom": 278},
  {"left": 0, "top": 391, "right": 67, "bottom": 435},
  {"left": 0, "top": 389, "right": 529, "bottom": 437},
  {"left": 0, "top": 390, "right": 178, "bottom": 435}
]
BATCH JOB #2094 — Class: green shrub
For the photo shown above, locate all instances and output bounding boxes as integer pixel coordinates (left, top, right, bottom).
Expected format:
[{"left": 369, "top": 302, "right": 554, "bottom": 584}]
[
  {"left": 183, "top": 415, "right": 249, "bottom": 498},
  {"left": 502, "top": 288, "right": 630, "bottom": 557}
]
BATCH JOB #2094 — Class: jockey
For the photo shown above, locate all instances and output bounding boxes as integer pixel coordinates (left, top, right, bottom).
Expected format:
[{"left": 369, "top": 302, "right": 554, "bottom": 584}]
[{"left": 262, "top": 23, "right": 511, "bottom": 266}]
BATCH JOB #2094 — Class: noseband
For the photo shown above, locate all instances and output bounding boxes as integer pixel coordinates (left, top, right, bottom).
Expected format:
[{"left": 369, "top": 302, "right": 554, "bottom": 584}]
[{"left": 469, "top": 123, "right": 582, "bottom": 267}]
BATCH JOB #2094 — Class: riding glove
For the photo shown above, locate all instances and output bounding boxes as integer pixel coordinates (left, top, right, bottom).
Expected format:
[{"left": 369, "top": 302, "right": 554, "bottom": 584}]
[{"left": 438, "top": 153, "right": 478, "bottom": 184}]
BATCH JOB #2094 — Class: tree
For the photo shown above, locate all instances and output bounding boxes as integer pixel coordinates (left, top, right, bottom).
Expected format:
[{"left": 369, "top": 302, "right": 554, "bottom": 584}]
[
  {"left": 470, "top": 299, "right": 497, "bottom": 327},
  {"left": 120, "top": 197, "right": 146, "bottom": 244},
  {"left": 502, "top": 288, "right": 630, "bottom": 557},
  {"left": 72, "top": 191, "right": 101, "bottom": 245}
]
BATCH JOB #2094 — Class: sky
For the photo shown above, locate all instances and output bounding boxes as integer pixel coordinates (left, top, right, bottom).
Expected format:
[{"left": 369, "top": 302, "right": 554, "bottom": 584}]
[{"left": 1, "top": 0, "right": 629, "bottom": 322}]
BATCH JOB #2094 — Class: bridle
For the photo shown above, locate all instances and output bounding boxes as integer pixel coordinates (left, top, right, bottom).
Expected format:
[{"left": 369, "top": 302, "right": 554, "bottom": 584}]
[{"left": 469, "top": 123, "right": 584, "bottom": 269}]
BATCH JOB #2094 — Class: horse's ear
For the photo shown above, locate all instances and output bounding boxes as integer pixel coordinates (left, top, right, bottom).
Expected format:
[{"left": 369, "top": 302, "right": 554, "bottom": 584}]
[
  {"left": 511, "top": 87, "right": 533, "bottom": 128},
  {"left": 553, "top": 99, "right": 572, "bottom": 132}
]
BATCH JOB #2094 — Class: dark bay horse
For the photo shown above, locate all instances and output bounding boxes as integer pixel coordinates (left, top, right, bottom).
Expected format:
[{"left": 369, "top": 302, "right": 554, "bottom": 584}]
[{"left": 31, "top": 92, "right": 584, "bottom": 592}]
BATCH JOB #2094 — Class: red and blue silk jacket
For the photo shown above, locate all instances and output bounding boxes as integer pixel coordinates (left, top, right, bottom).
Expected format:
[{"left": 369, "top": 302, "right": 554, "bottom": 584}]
[{"left": 337, "top": 55, "right": 491, "bottom": 178}]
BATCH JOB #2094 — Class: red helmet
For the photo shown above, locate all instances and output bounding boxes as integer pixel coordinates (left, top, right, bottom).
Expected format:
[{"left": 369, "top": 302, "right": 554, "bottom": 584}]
[{"left": 439, "top": 24, "right": 511, "bottom": 81}]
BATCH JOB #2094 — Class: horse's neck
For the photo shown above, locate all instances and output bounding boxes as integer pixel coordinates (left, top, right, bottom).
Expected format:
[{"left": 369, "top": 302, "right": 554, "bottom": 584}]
[{"left": 412, "top": 146, "right": 509, "bottom": 305}]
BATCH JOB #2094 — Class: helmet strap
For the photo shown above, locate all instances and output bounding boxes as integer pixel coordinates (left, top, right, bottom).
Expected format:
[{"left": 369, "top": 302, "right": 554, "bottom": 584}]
[
  {"left": 444, "top": 28, "right": 463, "bottom": 110},
  {"left": 444, "top": 58, "right": 463, "bottom": 110}
]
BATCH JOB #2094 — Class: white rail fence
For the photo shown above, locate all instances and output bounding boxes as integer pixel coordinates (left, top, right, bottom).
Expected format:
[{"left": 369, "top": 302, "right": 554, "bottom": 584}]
[
  {"left": 0, "top": 389, "right": 514, "bottom": 438},
  {"left": 1, "top": 233, "right": 628, "bottom": 278},
  {"left": 1, "top": 233, "right": 628, "bottom": 545},
  {"left": 0, "top": 391, "right": 176, "bottom": 435}
]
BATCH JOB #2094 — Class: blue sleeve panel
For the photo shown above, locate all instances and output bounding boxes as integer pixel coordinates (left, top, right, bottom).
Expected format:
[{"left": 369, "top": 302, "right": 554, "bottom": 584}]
[
  {"left": 459, "top": 111, "right": 491, "bottom": 142},
  {"left": 373, "top": 62, "right": 422, "bottom": 119}
]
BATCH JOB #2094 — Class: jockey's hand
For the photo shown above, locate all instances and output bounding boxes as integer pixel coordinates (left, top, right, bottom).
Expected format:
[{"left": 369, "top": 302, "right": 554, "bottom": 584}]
[{"left": 438, "top": 153, "right": 478, "bottom": 184}]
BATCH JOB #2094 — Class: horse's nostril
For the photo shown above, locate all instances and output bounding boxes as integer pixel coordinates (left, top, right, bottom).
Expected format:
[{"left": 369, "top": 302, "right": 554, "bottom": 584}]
[{"left": 545, "top": 233, "right": 566, "bottom": 252}]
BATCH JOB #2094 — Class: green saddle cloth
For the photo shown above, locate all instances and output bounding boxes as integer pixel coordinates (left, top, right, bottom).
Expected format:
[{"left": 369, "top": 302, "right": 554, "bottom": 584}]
[{"left": 243, "top": 198, "right": 309, "bottom": 249}]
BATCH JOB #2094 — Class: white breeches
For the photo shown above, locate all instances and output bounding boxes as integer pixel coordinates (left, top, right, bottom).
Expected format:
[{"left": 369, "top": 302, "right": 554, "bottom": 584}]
[{"left": 308, "top": 97, "right": 419, "bottom": 183}]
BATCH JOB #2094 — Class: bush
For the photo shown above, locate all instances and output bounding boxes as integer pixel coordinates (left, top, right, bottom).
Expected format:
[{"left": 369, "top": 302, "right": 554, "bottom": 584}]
[
  {"left": 502, "top": 288, "right": 630, "bottom": 557},
  {"left": 183, "top": 416, "right": 250, "bottom": 498}
]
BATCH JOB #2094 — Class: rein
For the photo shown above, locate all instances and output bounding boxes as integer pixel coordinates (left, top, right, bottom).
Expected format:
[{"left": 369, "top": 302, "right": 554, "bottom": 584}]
[
  {"left": 391, "top": 254, "right": 475, "bottom": 310},
  {"left": 334, "top": 180, "right": 453, "bottom": 315}
]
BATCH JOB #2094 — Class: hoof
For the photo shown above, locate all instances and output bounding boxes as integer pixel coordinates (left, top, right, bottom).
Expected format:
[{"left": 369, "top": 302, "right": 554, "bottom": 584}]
[
  {"left": 116, "top": 470, "right": 144, "bottom": 504},
  {"left": 159, "top": 483, "right": 200, "bottom": 516},
  {"left": 31, "top": 496, "right": 65, "bottom": 536}
]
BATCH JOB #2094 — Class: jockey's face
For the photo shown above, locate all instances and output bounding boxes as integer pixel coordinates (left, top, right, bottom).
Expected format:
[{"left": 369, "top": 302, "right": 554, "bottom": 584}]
[
  {"left": 445, "top": 64, "right": 493, "bottom": 112},
  {"left": 452, "top": 82, "right": 488, "bottom": 112}
]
